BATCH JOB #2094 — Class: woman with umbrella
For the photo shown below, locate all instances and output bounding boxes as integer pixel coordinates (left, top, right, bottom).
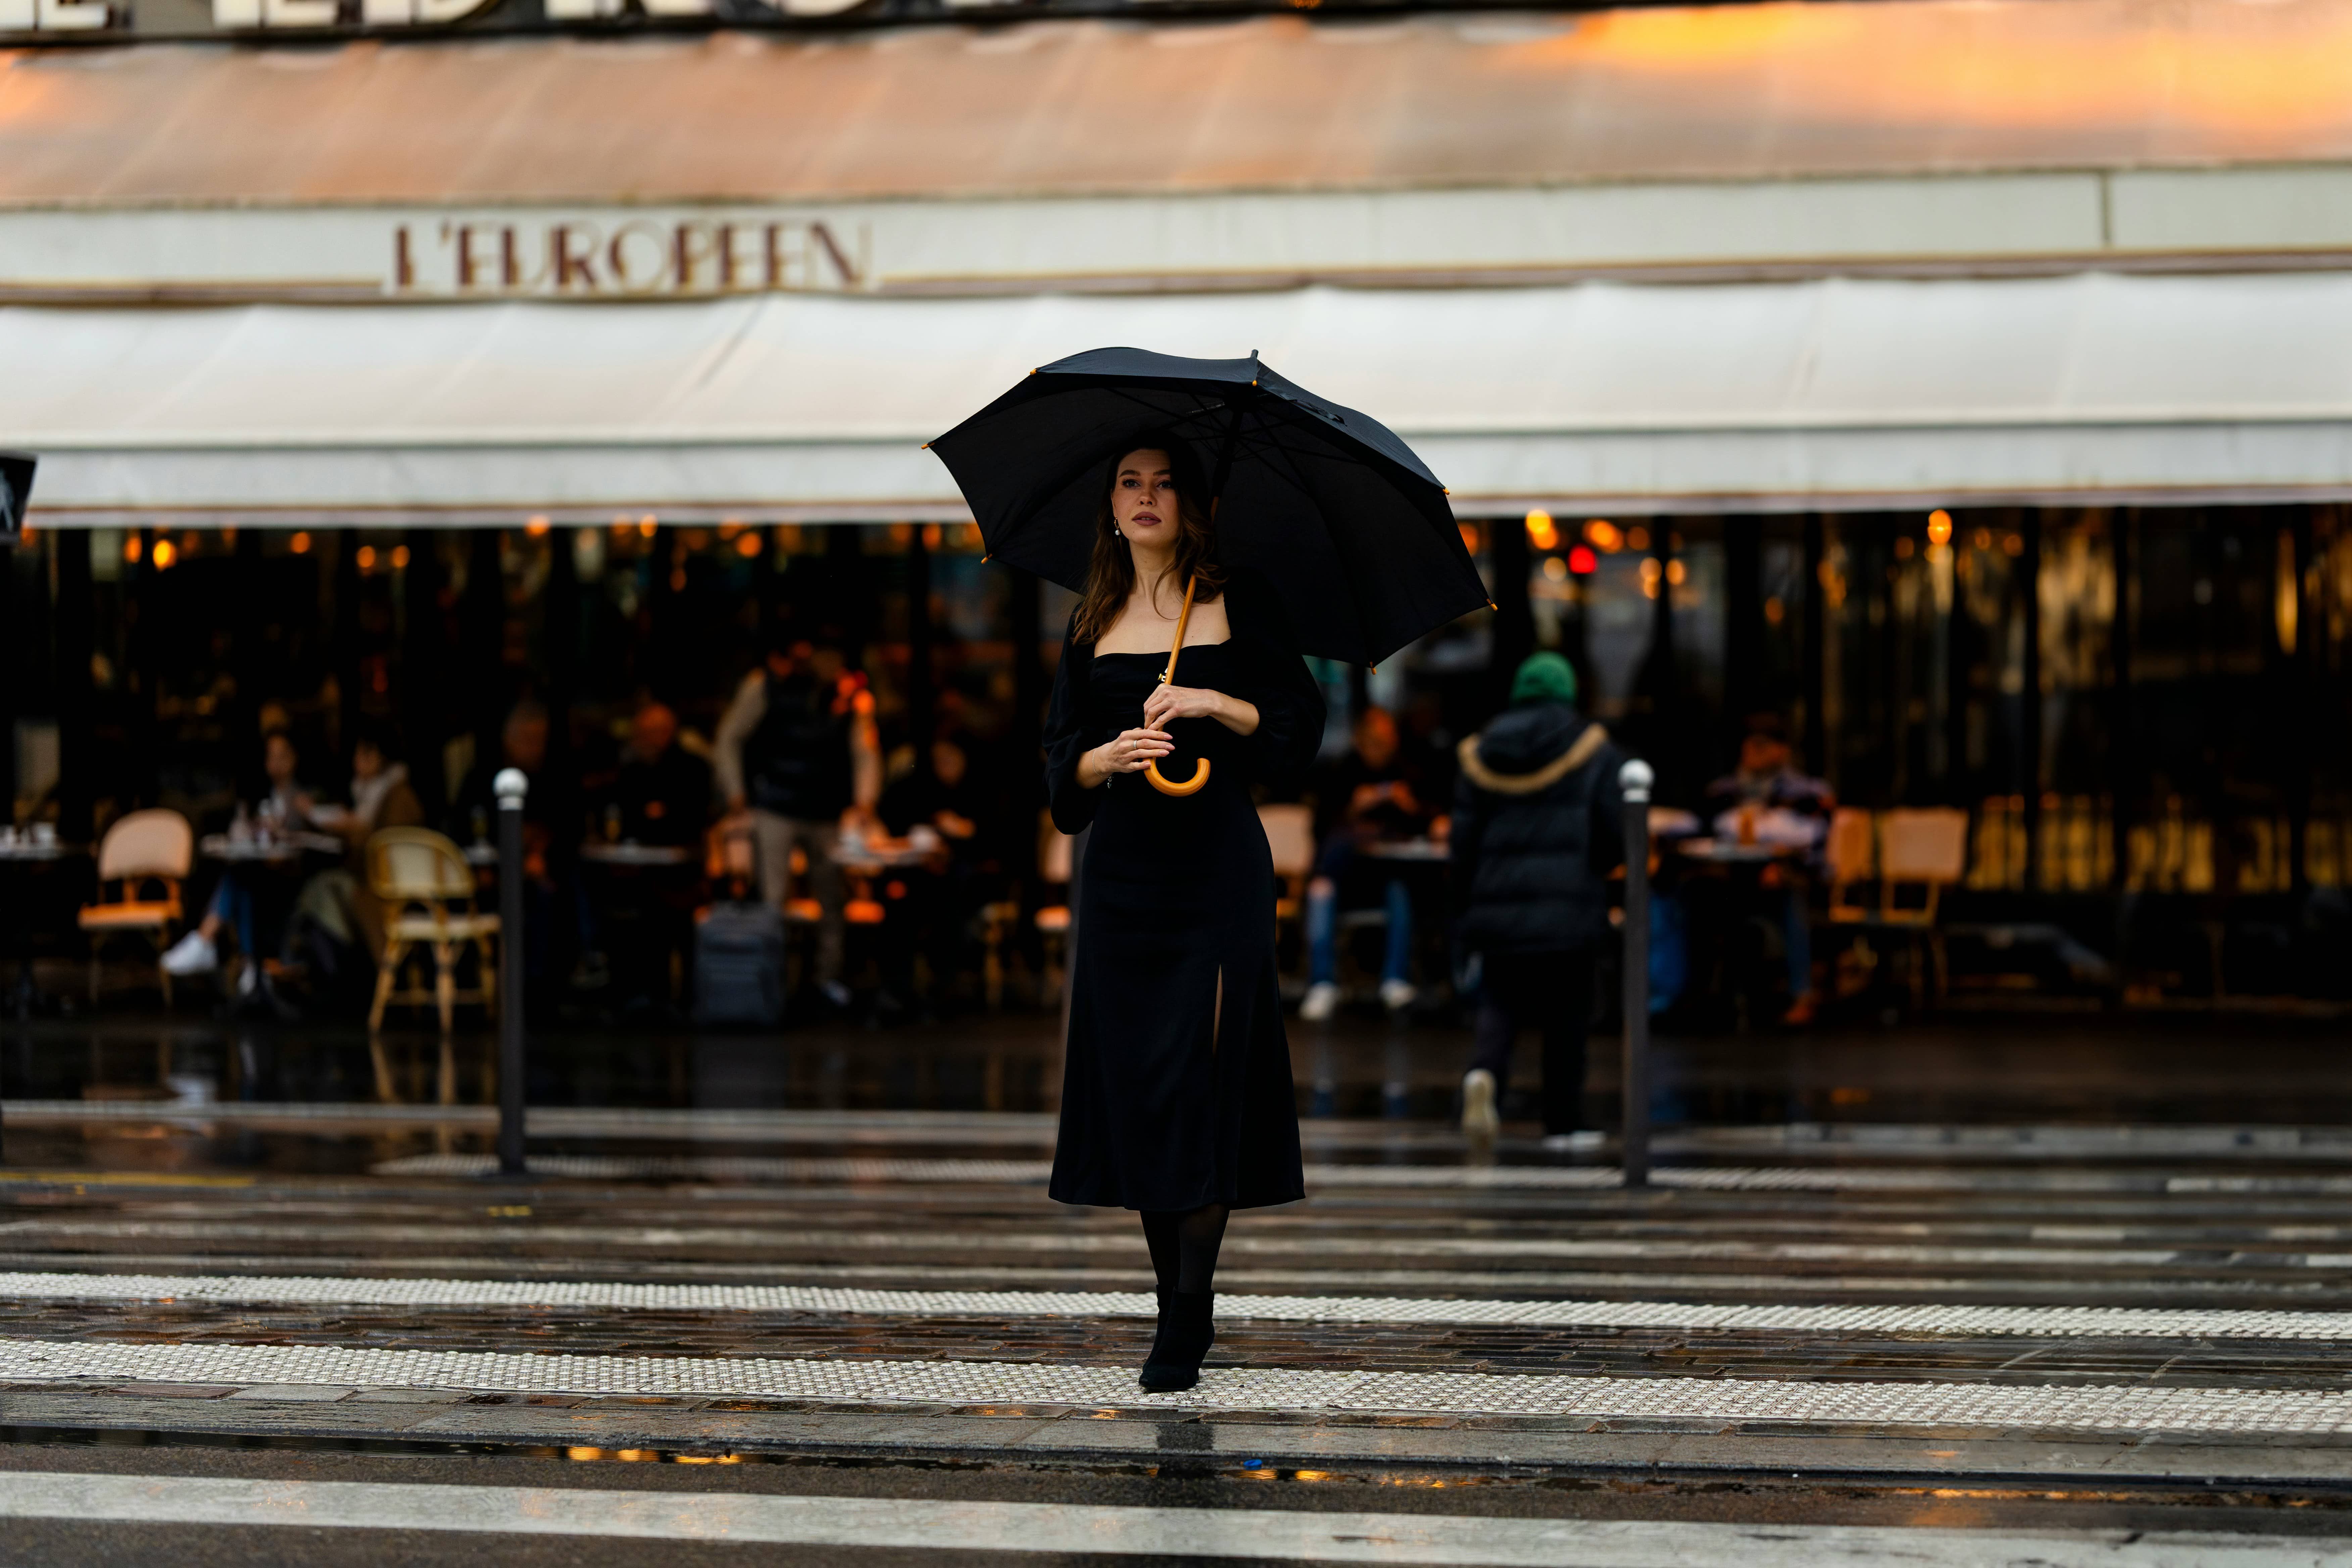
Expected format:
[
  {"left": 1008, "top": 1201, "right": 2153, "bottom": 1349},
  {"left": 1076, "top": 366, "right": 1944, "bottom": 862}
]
[
  {"left": 1040, "top": 434, "right": 1321, "bottom": 1392},
  {"left": 932, "top": 351, "right": 1487, "bottom": 1393}
]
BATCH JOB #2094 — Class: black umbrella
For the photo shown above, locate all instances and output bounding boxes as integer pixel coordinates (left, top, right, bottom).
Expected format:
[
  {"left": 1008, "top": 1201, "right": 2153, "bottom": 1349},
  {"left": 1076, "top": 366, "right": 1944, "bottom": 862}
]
[{"left": 927, "top": 347, "right": 1490, "bottom": 669}]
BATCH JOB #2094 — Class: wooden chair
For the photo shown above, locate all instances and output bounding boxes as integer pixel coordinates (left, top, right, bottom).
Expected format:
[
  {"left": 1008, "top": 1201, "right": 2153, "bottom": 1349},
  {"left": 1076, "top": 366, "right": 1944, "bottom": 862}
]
[
  {"left": 1878, "top": 807, "right": 1970, "bottom": 1004},
  {"left": 79, "top": 809, "right": 193, "bottom": 1007},
  {"left": 1824, "top": 806, "right": 1877, "bottom": 925},
  {"left": 1259, "top": 801, "right": 1315, "bottom": 925},
  {"left": 366, "top": 828, "right": 500, "bottom": 1037}
]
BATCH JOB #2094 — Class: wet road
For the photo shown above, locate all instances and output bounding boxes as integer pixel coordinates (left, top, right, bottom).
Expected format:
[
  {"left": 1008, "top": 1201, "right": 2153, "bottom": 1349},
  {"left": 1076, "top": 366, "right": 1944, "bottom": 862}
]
[{"left": 7, "top": 1016, "right": 2352, "bottom": 1561}]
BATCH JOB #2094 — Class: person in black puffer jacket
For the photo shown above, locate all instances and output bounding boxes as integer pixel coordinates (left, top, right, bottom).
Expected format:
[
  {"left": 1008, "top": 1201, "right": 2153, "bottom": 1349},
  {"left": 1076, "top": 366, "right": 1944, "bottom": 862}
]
[{"left": 1450, "top": 652, "right": 1629, "bottom": 1143}]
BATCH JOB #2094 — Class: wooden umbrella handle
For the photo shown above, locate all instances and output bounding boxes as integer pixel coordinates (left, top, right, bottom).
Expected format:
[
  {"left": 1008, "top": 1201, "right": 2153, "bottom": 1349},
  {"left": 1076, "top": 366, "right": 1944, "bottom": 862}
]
[{"left": 1146, "top": 575, "right": 1211, "bottom": 797}]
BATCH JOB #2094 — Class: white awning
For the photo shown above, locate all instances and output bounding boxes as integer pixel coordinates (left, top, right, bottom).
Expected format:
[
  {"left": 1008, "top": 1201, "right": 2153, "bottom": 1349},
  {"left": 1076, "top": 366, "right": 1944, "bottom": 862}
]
[{"left": 16, "top": 271, "right": 2352, "bottom": 524}]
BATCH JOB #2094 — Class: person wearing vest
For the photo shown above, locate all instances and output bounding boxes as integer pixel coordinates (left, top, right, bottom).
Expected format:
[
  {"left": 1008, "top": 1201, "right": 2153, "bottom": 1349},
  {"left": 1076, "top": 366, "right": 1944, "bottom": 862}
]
[
  {"left": 1449, "top": 652, "right": 1630, "bottom": 1146},
  {"left": 716, "top": 626, "right": 881, "bottom": 1011}
]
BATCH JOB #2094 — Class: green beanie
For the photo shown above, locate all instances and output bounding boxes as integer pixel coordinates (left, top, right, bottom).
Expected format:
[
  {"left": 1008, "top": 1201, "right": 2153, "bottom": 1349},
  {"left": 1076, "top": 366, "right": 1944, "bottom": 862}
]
[{"left": 1509, "top": 651, "right": 1578, "bottom": 707}]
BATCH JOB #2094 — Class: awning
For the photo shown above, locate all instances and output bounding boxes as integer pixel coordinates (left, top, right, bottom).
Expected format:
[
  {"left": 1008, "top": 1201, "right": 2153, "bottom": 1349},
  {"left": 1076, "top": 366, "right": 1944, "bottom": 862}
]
[
  {"left": 9, "top": 0, "right": 2352, "bottom": 205},
  {"left": 17, "top": 271, "right": 2352, "bottom": 523}
]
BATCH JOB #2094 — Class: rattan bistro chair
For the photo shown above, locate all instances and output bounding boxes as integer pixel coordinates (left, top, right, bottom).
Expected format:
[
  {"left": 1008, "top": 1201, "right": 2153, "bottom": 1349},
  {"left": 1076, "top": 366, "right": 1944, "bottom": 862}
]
[
  {"left": 365, "top": 827, "right": 500, "bottom": 1035},
  {"left": 78, "top": 808, "right": 194, "bottom": 1007}
]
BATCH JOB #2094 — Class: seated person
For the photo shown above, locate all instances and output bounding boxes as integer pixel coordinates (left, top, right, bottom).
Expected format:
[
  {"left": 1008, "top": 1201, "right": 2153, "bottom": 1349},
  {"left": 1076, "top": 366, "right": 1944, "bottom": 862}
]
[
  {"left": 875, "top": 736, "right": 991, "bottom": 1014},
  {"left": 595, "top": 702, "right": 713, "bottom": 848},
  {"left": 583, "top": 702, "right": 714, "bottom": 1012},
  {"left": 1703, "top": 712, "right": 1835, "bottom": 1026},
  {"left": 161, "top": 729, "right": 315, "bottom": 992},
  {"left": 1300, "top": 705, "right": 1432, "bottom": 1020},
  {"left": 311, "top": 721, "right": 427, "bottom": 855}
]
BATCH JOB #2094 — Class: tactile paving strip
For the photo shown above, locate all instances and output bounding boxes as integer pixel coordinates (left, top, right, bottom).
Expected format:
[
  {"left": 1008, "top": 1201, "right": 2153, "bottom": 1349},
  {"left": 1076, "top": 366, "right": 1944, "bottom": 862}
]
[
  {"left": 7, "top": 1271, "right": 2352, "bottom": 1339},
  {"left": 5, "top": 1335, "right": 2350, "bottom": 1431}
]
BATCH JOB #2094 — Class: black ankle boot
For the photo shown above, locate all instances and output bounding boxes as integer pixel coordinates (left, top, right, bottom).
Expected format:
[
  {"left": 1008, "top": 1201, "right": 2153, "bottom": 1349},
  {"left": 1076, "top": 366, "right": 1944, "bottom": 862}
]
[{"left": 1138, "top": 1291, "right": 1214, "bottom": 1392}]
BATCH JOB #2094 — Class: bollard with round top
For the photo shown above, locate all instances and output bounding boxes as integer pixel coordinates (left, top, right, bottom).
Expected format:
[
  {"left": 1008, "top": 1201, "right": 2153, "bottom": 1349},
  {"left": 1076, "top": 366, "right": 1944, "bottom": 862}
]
[
  {"left": 494, "top": 767, "right": 528, "bottom": 1178},
  {"left": 1618, "top": 758, "right": 1654, "bottom": 1189}
]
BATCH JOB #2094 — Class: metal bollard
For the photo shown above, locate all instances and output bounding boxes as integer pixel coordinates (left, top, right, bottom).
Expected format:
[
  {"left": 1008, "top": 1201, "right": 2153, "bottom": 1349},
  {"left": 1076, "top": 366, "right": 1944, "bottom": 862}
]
[
  {"left": 1618, "top": 758, "right": 1654, "bottom": 1189},
  {"left": 494, "top": 767, "right": 528, "bottom": 1178}
]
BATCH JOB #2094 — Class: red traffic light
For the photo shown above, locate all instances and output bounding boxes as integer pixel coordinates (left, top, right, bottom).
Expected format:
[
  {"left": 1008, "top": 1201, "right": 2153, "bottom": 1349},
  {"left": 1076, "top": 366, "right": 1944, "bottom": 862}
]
[{"left": 1566, "top": 544, "right": 1598, "bottom": 576}]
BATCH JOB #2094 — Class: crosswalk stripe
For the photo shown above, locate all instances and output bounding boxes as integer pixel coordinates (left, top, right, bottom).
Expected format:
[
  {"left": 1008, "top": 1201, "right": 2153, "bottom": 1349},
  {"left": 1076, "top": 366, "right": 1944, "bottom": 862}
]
[
  {"left": 0, "top": 1472, "right": 2336, "bottom": 1564},
  {"left": 11, "top": 1270, "right": 2352, "bottom": 1339},
  {"left": 5, "top": 1336, "right": 2350, "bottom": 1431}
]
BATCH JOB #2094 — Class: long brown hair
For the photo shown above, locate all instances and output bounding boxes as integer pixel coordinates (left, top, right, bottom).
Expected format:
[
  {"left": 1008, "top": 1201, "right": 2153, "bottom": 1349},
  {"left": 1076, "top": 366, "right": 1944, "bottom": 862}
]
[{"left": 1070, "top": 435, "right": 1225, "bottom": 646}]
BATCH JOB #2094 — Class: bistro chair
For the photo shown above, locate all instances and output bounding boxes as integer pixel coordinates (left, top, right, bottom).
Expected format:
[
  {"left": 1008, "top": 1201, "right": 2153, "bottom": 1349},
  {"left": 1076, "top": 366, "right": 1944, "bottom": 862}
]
[
  {"left": 1258, "top": 803, "right": 1315, "bottom": 966},
  {"left": 1823, "top": 806, "right": 1877, "bottom": 924},
  {"left": 365, "top": 827, "right": 500, "bottom": 1039},
  {"left": 79, "top": 808, "right": 194, "bottom": 1008},
  {"left": 1877, "top": 807, "right": 1970, "bottom": 1005}
]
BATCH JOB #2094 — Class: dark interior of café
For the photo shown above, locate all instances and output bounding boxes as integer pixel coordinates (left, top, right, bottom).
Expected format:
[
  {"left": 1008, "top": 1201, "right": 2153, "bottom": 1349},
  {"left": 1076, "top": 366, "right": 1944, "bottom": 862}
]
[{"left": 4, "top": 503, "right": 2349, "bottom": 1018}]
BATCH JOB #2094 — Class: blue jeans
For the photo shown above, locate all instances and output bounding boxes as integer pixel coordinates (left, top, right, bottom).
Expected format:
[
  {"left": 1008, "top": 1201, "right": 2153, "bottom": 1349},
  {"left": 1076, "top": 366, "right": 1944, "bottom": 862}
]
[
  {"left": 1779, "top": 885, "right": 1813, "bottom": 998},
  {"left": 1307, "top": 868, "right": 1414, "bottom": 986},
  {"left": 206, "top": 872, "right": 257, "bottom": 960}
]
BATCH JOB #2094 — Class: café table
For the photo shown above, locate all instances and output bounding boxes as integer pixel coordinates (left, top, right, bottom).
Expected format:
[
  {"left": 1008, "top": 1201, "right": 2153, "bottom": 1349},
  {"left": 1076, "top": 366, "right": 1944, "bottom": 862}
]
[
  {"left": 1677, "top": 837, "right": 1804, "bottom": 866},
  {"left": 198, "top": 831, "right": 345, "bottom": 864},
  {"left": 1361, "top": 837, "right": 1450, "bottom": 862},
  {"left": 579, "top": 841, "right": 697, "bottom": 869}
]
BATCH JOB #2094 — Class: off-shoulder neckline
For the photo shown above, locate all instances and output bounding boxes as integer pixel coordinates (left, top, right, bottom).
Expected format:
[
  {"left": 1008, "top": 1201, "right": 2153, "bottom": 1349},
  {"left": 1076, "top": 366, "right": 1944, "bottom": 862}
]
[{"left": 1092, "top": 639, "right": 1234, "bottom": 660}]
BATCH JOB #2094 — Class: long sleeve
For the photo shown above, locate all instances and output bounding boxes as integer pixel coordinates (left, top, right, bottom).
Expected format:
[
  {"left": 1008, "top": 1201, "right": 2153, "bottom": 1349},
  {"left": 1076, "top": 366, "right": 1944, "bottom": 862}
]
[
  {"left": 1225, "top": 568, "right": 1325, "bottom": 793},
  {"left": 711, "top": 670, "right": 767, "bottom": 804},
  {"left": 1042, "top": 616, "right": 1101, "bottom": 836}
]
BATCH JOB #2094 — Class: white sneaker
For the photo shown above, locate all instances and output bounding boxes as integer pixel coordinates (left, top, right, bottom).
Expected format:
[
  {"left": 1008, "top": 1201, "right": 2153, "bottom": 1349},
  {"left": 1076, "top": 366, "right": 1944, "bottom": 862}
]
[
  {"left": 1461, "top": 1068, "right": 1499, "bottom": 1141},
  {"left": 1379, "top": 978, "right": 1418, "bottom": 1012},
  {"left": 1299, "top": 981, "right": 1339, "bottom": 1022},
  {"left": 160, "top": 931, "right": 217, "bottom": 976}
]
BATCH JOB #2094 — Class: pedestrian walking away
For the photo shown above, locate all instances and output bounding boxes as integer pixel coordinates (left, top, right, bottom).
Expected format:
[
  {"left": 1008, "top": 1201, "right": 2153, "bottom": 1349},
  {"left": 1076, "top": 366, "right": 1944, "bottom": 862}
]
[{"left": 1450, "top": 652, "right": 1630, "bottom": 1146}]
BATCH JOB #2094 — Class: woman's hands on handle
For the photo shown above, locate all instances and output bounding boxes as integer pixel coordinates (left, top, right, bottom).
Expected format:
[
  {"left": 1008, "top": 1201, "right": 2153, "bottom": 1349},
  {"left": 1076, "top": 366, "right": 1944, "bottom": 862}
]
[
  {"left": 1143, "top": 684, "right": 1259, "bottom": 737},
  {"left": 1075, "top": 689, "right": 1263, "bottom": 790},
  {"left": 1078, "top": 727, "right": 1173, "bottom": 788}
]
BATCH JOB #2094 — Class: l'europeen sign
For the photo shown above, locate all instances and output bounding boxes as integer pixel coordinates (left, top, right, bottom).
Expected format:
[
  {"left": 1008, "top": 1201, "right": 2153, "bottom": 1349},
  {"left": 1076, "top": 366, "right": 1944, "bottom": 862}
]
[{"left": 394, "top": 215, "right": 871, "bottom": 296}]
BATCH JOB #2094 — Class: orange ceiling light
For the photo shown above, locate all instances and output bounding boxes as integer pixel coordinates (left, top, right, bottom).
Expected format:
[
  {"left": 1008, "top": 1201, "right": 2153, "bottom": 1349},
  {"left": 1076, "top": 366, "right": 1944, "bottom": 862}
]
[
  {"left": 1926, "top": 509, "right": 1954, "bottom": 546},
  {"left": 1525, "top": 510, "right": 1559, "bottom": 551}
]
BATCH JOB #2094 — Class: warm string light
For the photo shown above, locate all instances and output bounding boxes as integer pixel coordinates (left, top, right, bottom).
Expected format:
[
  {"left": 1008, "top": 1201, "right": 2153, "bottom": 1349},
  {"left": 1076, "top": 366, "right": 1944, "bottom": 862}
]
[{"left": 1926, "top": 509, "right": 1954, "bottom": 546}]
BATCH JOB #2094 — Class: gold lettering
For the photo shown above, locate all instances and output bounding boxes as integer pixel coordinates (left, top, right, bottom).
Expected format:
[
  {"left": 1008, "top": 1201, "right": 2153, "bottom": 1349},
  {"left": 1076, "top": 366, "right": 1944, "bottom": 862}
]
[
  {"left": 811, "top": 222, "right": 862, "bottom": 289},
  {"left": 499, "top": 226, "right": 527, "bottom": 290},
  {"left": 671, "top": 221, "right": 722, "bottom": 292},
  {"left": 607, "top": 221, "right": 669, "bottom": 292},
  {"left": 453, "top": 224, "right": 495, "bottom": 289},
  {"left": 763, "top": 223, "right": 800, "bottom": 290},
  {"left": 717, "top": 223, "right": 759, "bottom": 290},
  {"left": 550, "top": 224, "right": 600, "bottom": 291},
  {"left": 393, "top": 224, "right": 415, "bottom": 290}
]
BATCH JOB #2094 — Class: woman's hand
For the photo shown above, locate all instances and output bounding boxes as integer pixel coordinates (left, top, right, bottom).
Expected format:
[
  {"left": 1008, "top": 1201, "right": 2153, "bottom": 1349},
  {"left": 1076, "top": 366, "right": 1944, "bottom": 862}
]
[
  {"left": 1077, "top": 726, "right": 1174, "bottom": 788},
  {"left": 1143, "top": 684, "right": 1259, "bottom": 736},
  {"left": 1141, "top": 683, "right": 1223, "bottom": 732}
]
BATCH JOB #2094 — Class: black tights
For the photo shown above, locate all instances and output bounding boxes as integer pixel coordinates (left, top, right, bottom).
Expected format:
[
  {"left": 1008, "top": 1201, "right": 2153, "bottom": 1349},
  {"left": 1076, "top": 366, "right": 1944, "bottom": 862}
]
[{"left": 1139, "top": 1204, "right": 1230, "bottom": 1295}]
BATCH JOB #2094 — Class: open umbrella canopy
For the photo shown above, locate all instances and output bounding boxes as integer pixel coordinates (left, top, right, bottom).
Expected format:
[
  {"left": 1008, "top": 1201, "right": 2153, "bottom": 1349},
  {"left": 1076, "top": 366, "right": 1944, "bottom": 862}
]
[{"left": 927, "top": 347, "right": 1490, "bottom": 668}]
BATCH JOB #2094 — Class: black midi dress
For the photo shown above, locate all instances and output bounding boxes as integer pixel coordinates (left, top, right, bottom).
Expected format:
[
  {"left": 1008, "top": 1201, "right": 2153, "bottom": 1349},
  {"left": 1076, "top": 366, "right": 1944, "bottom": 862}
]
[{"left": 1044, "top": 568, "right": 1326, "bottom": 1213}]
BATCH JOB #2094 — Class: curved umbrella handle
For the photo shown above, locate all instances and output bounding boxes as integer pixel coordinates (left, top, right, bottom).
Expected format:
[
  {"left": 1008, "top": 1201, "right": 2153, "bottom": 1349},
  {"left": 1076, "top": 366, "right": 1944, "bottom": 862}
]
[
  {"left": 1145, "top": 574, "right": 1207, "bottom": 800},
  {"left": 1146, "top": 757, "right": 1211, "bottom": 796}
]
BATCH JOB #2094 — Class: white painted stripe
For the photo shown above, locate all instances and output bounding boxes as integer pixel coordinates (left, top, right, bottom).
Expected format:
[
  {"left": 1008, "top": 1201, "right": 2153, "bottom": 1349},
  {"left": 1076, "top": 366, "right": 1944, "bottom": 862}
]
[
  {"left": 0, "top": 1219, "right": 2228, "bottom": 1269},
  {"left": 18, "top": 1101, "right": 2352, "bottom": 1161},
  {"left": 0, "top": 1472, "right": 2335, "bottom": 1565},
  {"left": 5, "top": 1337, "right": 2350, "bottom": 1431},
  {"left": 11, "top": 1271, "right": 2352, "bottom": 1340},
  {"left": 360, "top": 1153, "right": 2245, "bottom": 1193}
]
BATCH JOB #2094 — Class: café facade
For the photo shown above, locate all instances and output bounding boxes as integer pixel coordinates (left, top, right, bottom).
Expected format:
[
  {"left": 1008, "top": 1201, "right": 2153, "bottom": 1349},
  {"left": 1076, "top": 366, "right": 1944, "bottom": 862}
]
[{"left": 6, "top": 0, "right": 2352, "bottom": 1001}]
